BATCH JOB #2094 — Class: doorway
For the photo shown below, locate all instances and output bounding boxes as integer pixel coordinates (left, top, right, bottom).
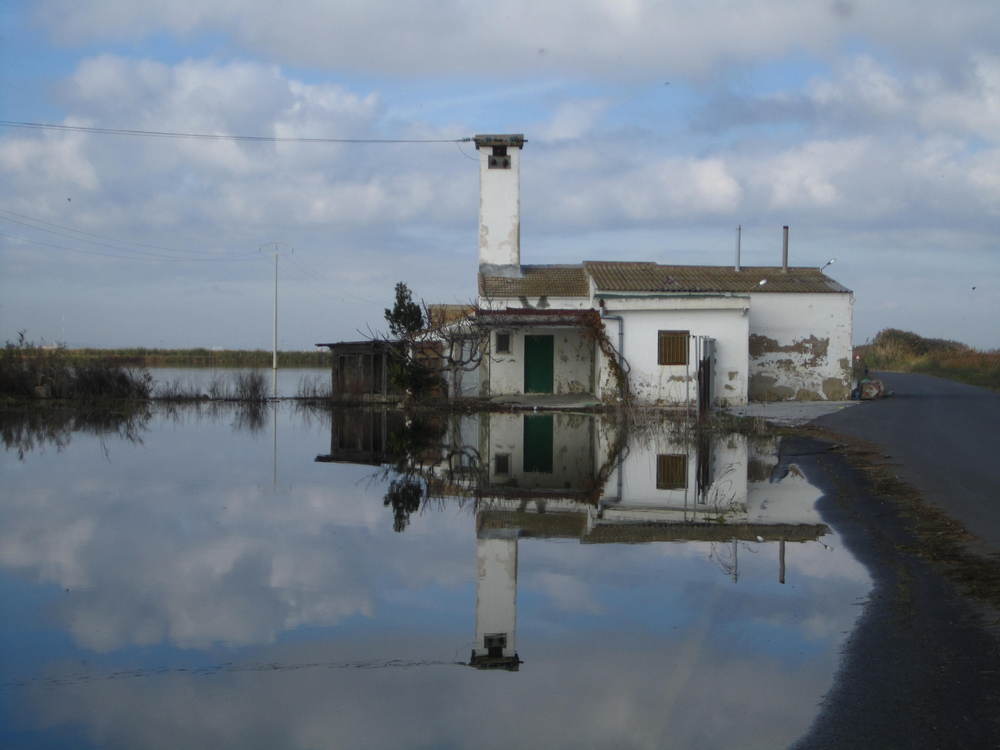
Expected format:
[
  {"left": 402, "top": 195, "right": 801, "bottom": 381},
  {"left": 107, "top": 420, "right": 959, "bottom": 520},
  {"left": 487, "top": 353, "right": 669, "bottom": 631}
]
[{"left": 524, "top": 335, "right": 554, "bottom": 393}]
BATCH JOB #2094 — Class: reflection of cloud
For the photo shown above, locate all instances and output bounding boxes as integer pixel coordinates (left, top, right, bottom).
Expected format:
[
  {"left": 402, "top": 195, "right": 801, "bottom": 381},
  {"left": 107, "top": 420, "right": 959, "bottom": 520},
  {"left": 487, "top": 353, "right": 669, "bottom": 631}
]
[
  {"left": 0, "top": 415, "right": 477, "bottom": 651},
  {"left": 532, "top": 572, "right": 603, "bottom": 614},
  {"left": 27, "top": 631, "right": 843, "bottom": 750}
]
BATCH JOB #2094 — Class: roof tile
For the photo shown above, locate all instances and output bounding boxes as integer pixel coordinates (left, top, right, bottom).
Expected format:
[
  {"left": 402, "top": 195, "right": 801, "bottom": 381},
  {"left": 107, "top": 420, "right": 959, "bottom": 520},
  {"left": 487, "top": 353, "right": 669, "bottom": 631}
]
[
  {"left": 583, "top": 261, "right": 850, "bottom": 294},
  {"left": 479, "top": 265, "right": 589, "bottom": 298}
]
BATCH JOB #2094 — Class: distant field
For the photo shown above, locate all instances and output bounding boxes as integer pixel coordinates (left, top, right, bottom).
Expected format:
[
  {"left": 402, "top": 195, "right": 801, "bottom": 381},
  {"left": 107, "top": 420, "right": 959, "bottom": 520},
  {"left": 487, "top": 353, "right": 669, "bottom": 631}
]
[
  {"left": 858, "top": 329, "right": 1000, "bottom": 390},
  {"left": 59, "top": 348, "right": 331, "bottom": 367}
]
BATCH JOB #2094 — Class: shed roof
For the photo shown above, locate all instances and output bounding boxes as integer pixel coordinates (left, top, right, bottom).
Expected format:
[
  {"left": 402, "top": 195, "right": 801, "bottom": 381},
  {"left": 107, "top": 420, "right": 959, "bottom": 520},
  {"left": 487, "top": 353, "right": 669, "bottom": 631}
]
[
  {"left": 479, "top": 265, "right": 590, "bottom": 298},
  {"left": 584, "top": 262, "right": 851, "bottom": 294}
]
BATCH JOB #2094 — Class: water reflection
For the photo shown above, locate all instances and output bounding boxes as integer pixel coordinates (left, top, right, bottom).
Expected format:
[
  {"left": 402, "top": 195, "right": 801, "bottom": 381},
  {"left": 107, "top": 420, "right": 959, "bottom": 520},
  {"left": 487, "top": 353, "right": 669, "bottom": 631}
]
[
  {"left": 0, "top": 405, "right": 870, "bottom": 749},
  {"left": 0, "top": 405, "right": 150, "bottom": 458},
  {"left": 317, "top": 410, "right": 834, "bottom": 674}
]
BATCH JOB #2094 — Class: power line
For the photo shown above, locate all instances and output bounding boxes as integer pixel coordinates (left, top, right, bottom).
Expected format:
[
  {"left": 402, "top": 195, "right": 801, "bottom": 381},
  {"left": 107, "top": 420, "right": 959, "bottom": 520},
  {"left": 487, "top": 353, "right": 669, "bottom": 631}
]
[
  {"left": 0, "top": 230, "right": 265, "bottom": 263},
  {"left": 0, "top": 209, "right": 258, "bottom": 260},
  {"left": 0, "top": 120, "right": 473, "bottom": 144}
]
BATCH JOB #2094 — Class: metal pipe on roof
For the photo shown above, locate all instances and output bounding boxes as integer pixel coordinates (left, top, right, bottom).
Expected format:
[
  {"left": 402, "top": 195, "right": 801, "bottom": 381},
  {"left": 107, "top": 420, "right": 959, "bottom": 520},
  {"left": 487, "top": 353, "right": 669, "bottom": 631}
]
[
  {"left": 735, "top": 225, "right": 742, "bottom": 272},
  {"left": 782, "top": 225, "right": 789, "bottom": 273}
]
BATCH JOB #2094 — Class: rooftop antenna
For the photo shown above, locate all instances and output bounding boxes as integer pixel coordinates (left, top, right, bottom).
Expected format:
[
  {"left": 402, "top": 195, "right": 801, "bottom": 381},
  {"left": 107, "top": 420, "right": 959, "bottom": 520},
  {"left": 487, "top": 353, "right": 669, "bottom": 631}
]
[{"left": 734, "top": 225, "right": 742, "bottom": 272}]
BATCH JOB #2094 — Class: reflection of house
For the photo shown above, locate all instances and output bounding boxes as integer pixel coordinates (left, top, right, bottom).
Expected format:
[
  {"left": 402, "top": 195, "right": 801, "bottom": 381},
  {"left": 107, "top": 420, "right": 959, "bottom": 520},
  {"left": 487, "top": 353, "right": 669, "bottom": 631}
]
[
  {"left": 469, "top": 134, "right": 853, "bottom": 407},
  {"left": 314, "top": 409, "right": 405, "bottom": 465},
  {"left": 314, "top": 410, "right": 830, "bottom": 671}
]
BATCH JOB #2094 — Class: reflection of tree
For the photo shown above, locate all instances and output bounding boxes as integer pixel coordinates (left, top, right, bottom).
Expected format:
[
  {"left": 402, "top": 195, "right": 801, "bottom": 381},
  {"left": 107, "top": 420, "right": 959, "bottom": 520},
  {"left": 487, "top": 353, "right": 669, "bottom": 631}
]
[
  {"left": 378, "top": 413, "right": 487, "bottom": 532},
  {"left": 384, "top": 477, "right": 424, "bottom": 533}
]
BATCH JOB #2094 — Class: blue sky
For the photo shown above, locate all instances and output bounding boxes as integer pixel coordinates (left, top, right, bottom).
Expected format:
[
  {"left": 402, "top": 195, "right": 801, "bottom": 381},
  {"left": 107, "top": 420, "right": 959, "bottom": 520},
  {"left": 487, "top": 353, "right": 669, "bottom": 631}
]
[{"left": 1, "top": 0, "right": 998, "bottom": 348}]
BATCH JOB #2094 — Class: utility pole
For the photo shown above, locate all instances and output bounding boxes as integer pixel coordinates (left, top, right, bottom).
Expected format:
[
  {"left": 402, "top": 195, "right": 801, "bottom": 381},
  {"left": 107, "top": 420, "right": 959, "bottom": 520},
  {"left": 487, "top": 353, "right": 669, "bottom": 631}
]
[
  {"left": 260, "top": 243, "right": 291, "bottom": 399},
  {"left": 273, "top": 248, "right": 278, "bottom": 399}
]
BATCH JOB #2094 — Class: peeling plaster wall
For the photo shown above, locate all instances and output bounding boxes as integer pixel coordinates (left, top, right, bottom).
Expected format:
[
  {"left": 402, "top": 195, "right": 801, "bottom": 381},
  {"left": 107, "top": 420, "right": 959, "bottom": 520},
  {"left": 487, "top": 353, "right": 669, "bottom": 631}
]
[
  {"left": 486, "top": 327, "right": 594, "bottom": 396},
  {"left": 747, "top": 292, "right": 853, "bottom": 401},
  {"left": 597, "top": 300, "right": 749, "bottom": 406},
  {"left": 478, "top": 147, "right": 520, "bottom": 267},
  {"left": 483, "top": 413, "right": 595, "bottom": 490}
]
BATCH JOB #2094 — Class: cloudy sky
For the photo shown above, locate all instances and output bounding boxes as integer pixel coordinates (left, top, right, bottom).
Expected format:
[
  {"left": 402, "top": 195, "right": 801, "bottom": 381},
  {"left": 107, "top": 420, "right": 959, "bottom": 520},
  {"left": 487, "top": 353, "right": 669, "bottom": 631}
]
[{"left": 1, "top": 0, "right": 998, "bottom": 349}]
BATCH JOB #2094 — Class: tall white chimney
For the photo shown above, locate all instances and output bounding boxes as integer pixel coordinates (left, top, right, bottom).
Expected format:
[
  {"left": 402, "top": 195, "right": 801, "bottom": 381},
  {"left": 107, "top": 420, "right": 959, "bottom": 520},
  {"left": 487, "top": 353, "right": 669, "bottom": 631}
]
[{"left": 475, "top": 134, "right": 524, "bottom": 275}]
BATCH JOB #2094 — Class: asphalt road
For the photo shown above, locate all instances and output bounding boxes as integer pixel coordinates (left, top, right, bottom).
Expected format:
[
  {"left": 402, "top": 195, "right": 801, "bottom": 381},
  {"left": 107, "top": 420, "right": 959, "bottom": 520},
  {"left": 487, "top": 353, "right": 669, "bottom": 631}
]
[{"left": 814, "top": 371, "right": 1000, "bottom": 555}]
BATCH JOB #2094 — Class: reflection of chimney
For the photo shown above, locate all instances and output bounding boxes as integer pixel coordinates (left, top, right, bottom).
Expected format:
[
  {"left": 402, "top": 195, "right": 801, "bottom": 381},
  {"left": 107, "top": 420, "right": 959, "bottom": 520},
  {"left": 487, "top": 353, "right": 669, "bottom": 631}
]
[
  {"left": 781, "top": 225, "right": 789, "bottom": 273},
  {"left": 475, "top": 134, "right": 525, "bottom": 276},
  {"left": 470, "top": 529, "right": 521, "bottom": 670}
]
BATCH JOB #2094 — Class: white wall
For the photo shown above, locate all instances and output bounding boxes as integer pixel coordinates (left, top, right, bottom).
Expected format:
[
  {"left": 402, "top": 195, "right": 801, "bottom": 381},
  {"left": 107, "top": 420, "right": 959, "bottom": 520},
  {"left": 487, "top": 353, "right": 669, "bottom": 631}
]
[
  {"left": 598, "top": 297, "right": 750, "bottom": 406},
  {"left": 486, "top": 327, "right": 594, "bottom": 396},
  {"left": 478, "top": 147, "right": 521, "bottom": 267},
  {"left": 747, "top": 292, "right": 853, "bottom": 401}
]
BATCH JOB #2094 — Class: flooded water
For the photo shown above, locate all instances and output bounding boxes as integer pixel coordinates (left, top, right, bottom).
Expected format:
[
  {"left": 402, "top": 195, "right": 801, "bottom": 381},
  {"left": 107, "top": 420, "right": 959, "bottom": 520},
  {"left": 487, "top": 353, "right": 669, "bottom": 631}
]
[{"left": 0, "top": 405, "right": 871, "bottom": 749}]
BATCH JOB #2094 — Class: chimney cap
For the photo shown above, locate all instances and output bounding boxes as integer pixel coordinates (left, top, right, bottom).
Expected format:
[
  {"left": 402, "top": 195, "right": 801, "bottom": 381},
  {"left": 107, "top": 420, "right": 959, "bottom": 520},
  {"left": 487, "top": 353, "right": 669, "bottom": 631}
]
[{"left": 474, "top": 134, "right": 526, "bottom": 149}]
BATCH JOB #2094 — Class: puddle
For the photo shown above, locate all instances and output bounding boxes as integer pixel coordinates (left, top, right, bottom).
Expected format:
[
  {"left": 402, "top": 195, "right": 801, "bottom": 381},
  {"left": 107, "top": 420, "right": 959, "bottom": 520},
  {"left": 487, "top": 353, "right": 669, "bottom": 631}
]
[{"left": 0, "top": 405, "right": 871, "bottom": 749}]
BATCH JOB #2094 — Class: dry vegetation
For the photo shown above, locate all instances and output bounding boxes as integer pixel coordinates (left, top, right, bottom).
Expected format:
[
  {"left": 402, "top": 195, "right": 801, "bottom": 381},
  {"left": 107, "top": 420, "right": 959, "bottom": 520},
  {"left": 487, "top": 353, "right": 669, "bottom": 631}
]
[
  {"left": 858, "top": 328, "right": 1000, "bottom": 390},
  {"left": 2, "top": 337, "right": 271, "bottom": 403},
  {"left": 56, "top": 347, "right": 330, "bottom": 367}
]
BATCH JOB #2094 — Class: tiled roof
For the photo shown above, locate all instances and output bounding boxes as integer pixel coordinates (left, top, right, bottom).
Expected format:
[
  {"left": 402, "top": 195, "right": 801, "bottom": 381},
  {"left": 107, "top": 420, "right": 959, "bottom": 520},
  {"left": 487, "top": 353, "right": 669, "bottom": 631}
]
[
  {"left": 479, "top": 265, "right": 589, "bottom": 298},
  {"left": 583, "top": 262, "right": 851, "bottom": 294}
]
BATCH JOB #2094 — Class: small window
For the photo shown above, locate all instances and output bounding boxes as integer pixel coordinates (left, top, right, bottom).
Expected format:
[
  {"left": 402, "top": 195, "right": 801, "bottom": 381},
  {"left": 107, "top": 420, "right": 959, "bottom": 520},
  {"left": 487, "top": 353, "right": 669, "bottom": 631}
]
[
  {"left": 656, "top": 454, "right": 688, "bottom": 490},
  {"left": 657, "top": 330, "right": 688, "bottom": 366},
  {"left": 489, "top": 145, "right": 511, "bottom": 169},
  {"left": 494, "top": 453, "right": 511, "bottom": 475},
  {"left": 495, "top": 332, "right": 511, "bottom": 354}
]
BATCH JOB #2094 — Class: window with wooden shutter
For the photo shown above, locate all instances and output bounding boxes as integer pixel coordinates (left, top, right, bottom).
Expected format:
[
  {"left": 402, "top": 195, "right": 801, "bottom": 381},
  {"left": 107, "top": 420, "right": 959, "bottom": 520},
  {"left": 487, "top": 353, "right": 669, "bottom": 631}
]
[
  {"left": 657, "top": 330, "right": 688, "bottom": 366},
  {"left": 656, "top": 454, "right": 688, "bottom": 490}
]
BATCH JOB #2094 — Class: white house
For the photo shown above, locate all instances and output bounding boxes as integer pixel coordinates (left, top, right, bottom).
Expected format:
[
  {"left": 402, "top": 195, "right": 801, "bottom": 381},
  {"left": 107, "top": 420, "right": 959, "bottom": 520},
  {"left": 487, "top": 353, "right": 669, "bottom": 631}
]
[{"left": 469, "top": 134, "right": 854, "bottom": 407}]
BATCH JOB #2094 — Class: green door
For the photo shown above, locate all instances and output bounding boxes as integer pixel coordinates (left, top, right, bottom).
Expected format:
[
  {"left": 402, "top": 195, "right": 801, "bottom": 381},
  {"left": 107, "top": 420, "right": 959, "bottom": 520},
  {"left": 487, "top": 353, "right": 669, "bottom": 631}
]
[
  {"left": 523, "top": 415, "right": 554, "bottom": 473},
  {"left": 524, "top": 335, "right": 554, "bottom": 393}
]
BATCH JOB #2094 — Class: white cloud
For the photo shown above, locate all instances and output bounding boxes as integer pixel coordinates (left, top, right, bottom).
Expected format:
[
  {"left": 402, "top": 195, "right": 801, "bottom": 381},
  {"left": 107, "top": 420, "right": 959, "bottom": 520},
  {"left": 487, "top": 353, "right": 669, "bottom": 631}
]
[{"left": 31, "top": 1, "right": 1000, "bottom": 79}]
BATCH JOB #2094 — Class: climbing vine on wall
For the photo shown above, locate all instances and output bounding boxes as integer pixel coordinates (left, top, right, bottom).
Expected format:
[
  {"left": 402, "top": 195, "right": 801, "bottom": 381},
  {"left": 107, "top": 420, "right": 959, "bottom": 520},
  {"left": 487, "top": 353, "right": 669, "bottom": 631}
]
[{"left": 577, "top": 309, "right": 632, "bottom": 405}]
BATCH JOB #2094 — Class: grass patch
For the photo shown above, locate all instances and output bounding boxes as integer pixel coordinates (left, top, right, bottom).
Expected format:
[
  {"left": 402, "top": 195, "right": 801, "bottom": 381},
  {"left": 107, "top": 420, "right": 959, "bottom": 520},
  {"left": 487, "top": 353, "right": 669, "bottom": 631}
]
[{"left": 857, "top": 328, "right": 1000, "bottom": 390}]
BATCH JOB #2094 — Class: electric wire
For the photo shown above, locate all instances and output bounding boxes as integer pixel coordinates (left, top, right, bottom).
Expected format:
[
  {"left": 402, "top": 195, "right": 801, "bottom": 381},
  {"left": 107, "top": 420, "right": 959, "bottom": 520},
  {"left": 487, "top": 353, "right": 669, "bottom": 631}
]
[
  {"left": 0, "top": 230, "right": 264, "bottom": 263},
  {"left": 284, "top": 253, "right": 378, "bottom": 305},
  {"left": 0, "top": 120, "right": 473, "bottom": 144},
  {"left": 0, "top": 208, "right": 258, "bottom": 259},
  {"left": 0, "top": 214, "right": 259, "bottom": 262}
]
